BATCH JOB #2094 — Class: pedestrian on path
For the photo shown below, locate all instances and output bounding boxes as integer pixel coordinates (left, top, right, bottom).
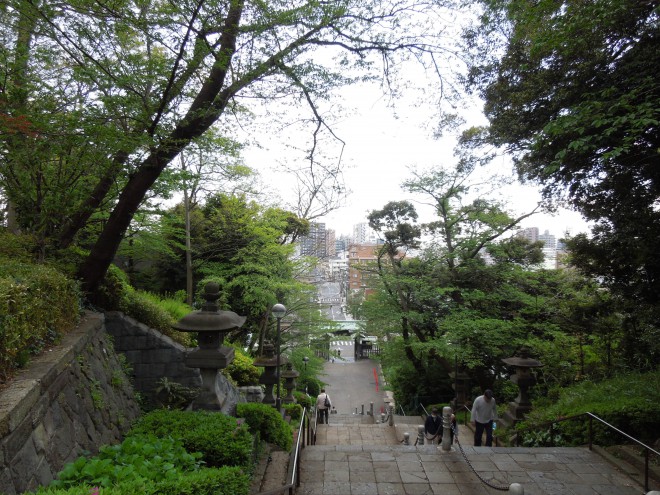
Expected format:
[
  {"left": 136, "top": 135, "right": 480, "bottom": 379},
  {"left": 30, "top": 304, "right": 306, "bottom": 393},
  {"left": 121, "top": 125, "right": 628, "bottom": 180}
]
[
  {"left": 424, "top": 407, "right": 442, "bottom": 444},
  {"left": 471, "top": 389, "right": 497, "bottom": 446},
  {"left": 316, "top": 389, "right": 331, "bottom": 424}
]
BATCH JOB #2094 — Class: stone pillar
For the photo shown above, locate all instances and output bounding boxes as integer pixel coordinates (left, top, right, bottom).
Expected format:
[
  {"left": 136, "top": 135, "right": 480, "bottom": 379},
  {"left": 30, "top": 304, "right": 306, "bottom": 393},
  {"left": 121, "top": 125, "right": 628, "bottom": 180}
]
[
  {"left": 441, "top": 406, "right": 452, "bottom": 452},
  {"left": 281, "top": 362, "right": 299, "bottom": 404},
  {"left": 417, "top": 425, "right": 425, "bottom": 445}
]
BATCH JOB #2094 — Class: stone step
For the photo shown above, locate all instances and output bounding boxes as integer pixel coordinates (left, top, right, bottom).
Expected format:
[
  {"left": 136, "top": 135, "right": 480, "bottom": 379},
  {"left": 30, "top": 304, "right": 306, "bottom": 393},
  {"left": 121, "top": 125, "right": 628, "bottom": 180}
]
[{"left": 297, "top": 444, "right": 644, "bottom": 495}]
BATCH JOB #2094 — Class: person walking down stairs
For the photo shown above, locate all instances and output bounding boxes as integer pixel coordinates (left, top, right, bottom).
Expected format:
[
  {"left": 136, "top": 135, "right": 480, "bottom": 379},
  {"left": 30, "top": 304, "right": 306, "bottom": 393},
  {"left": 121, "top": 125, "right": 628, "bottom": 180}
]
[{"left": 316, "top": 389, "right": 331, "bottom": 424}]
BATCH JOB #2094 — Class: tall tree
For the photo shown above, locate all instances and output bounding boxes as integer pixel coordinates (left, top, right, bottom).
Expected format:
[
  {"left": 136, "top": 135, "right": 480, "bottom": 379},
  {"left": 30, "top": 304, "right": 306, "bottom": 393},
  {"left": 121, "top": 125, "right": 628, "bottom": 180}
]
[
  {"left": 1, "top": 0, "right": 464, "bottom": 299},
  {"left": 465, "top": 0, "right": 660, "bottom": 367}
]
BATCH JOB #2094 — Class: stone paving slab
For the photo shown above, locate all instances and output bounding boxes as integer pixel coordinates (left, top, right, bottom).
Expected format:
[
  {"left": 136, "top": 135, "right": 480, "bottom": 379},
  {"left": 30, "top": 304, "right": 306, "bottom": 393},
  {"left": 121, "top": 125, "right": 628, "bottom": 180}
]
[{"left": 298, "top": 444, "right": 644, "bottom": 495}]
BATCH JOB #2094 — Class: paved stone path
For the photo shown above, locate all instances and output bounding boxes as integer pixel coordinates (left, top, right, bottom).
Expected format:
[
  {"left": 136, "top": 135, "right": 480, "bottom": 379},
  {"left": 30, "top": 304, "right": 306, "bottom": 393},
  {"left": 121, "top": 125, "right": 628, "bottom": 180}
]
[{"left": 296, "top": 358, "right": 647, "bottom": 495}]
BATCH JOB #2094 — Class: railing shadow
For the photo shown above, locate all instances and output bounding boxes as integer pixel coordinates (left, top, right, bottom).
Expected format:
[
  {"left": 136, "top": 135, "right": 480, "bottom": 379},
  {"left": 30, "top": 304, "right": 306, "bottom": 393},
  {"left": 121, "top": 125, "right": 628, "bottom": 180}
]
[{"left": 513, "top": 412, "right": 659, "bottom": 492}]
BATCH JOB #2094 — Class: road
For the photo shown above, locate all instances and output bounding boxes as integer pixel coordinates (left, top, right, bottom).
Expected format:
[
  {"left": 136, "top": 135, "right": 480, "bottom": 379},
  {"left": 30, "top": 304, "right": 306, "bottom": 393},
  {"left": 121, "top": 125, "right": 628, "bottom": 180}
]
[{"left": 319, "top": 356, "right": 388, "bottom": 417}]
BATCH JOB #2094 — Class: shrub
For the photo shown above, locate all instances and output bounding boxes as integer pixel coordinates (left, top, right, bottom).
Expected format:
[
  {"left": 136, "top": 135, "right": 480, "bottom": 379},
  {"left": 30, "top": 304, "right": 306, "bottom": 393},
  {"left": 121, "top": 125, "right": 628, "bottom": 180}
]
[
  {"left": 282, "top": 403, "right": 303, "bottom": 423},
  {"left": 127, "top": 409, "right": 253, "bottom": 469},
  {"left": 35, "top": 467, "right": 249, "bottom": 495},
  {"left": 222, "top": 348, "right": 260, "bottom": 386},
  {"left": 293, "top": 391, "right": 314, "bottom": 411},
  {"left": 236, "top": 402, "right": 293, "bottom": 451},
  {"left": 518, "top": 370, "right": 660, "bottom": 446},
  {"left": 95, "top": 267, "right": 194, "bottom": 347},
  {"left": 115, "top": 466, "right": 250, "bottom": 495},
  {"left": 49, "top": 435, "right": 203, "bottom": 489},
  {"left": 0, "top": 261, "right": 80, "bottom": 380},
  {"left": 0, "top": 231, "right": 36, "bottom": 261}
]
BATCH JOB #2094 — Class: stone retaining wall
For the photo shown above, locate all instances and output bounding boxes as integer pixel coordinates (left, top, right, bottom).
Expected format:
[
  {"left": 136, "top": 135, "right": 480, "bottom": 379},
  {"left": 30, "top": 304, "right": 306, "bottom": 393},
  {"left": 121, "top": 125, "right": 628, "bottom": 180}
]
[
  {"left": 104, "top": 312, "right": 245, "bottom": 414},
  {"left": 0, "top": 312, "right": 141, "bottom": 494}
]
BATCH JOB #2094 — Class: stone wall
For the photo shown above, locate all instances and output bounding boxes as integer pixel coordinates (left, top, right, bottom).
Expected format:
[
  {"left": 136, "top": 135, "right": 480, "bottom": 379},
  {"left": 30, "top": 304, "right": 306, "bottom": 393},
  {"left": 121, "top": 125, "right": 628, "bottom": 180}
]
[
  {"left": 104, "top": 311, "right": 202, "bottom": 407},
  {"left": 0, "top": 312, "right": 141, "bottom": 495},
  {"left": 0, "top": 311, "right": 252, "bottom": 495},
  {"left": 104, "top": 312, "right": 245, "bottom": 414}
]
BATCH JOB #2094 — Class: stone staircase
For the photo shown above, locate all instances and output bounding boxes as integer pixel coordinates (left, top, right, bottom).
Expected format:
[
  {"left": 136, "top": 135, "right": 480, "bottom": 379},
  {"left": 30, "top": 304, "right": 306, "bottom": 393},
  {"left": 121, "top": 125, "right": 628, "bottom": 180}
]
[{"left": 293, "top": 413, "right": 645, "bottom": 495}]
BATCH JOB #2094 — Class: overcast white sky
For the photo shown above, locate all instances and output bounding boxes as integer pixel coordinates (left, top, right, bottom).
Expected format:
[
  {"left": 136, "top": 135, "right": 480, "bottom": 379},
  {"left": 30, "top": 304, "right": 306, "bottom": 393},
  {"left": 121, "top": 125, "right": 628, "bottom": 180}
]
[{"left": 241, "top": 82, "right": 591, "bottom": 240}]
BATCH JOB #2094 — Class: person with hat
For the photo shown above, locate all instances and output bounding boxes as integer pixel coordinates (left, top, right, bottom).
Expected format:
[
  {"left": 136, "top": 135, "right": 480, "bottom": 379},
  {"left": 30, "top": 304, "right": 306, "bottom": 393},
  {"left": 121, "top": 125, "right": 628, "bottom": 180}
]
[{"left": 470, "top": 389, "right": 497, "bottom": 446}]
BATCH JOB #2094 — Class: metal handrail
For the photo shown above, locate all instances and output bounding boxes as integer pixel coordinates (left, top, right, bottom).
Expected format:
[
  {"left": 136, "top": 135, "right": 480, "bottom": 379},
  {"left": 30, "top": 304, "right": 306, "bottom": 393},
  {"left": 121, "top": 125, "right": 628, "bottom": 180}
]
[
  {"left": 253, "top": 407, "right": 310, "bottom": 495},
  {"left": 514, "top": 411, "right": 660, "bottom": 492}
]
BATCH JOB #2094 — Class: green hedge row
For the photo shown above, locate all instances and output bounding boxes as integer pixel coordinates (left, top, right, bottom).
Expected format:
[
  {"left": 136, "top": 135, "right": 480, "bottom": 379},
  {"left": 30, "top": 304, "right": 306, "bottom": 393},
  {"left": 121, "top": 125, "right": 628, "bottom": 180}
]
[
  {"left": 518, "top": 370, "right": 660, "bottom": 446},
  {"left": 128, "top": 409, "right": 254, "bottom": 469},
  {"left": 31, "top": 410, "right": 254, "bottom": 495},
  {"left": 0, "top": 261, "right": 80, "bottom": 379},
  {"left": 237, "top": 402, "right": 293, "bottom": 451}
]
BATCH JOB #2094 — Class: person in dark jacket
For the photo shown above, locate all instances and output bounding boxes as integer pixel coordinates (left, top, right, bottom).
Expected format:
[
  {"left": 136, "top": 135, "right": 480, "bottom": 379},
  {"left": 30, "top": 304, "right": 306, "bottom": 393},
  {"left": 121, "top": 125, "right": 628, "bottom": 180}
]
[{"left": 424, "top": 407, "right": 442, "bottom": 444}]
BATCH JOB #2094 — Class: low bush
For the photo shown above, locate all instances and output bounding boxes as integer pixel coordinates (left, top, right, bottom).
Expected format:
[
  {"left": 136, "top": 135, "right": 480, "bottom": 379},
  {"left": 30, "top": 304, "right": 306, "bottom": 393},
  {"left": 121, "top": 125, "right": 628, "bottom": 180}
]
[
  {"left": 36, "top": 466, "right": 249, "bottom": 495},
  {"left": 222, "top": 347, "right": 261, "bottom": 386},
  {"left": 0, "top": 261, "right": 80, "bottom": 380},
  {"left": 95, "top": 266, "right": 194, "bottom": 346},
  {"left": 293, "top": 391, "right": 314, "bottom": 411},
  {"left": 283, "top": 402, "right": 303, "bottom": 423},
  {"left": 236, "top": 402, "right": 293, "bottom": 451},
  {"left": 518, "top": 370, "right": 660, "bottom": 446},
  {"left": 49, "top": 435, "right": 203, "bottom": 489},
  {"left": 127, "top": 409, "right": 253, "bottom": 469}
]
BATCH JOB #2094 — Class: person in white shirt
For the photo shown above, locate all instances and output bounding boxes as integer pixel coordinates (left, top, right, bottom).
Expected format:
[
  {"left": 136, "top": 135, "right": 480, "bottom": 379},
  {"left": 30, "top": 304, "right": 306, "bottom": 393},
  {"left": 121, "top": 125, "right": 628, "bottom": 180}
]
[
  {"left": 316, "top": 388, "right": 331, "bottom": 424},
  {"left": 470, "top": 389, "right": 497, "bottom": 446}
]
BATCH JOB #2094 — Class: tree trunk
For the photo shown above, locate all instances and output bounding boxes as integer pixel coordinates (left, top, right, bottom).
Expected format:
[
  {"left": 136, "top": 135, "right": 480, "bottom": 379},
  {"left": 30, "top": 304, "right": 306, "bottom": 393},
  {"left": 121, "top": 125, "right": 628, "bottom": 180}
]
[{"left": 78, "top": 0, "right": 245, "bottom": 298}]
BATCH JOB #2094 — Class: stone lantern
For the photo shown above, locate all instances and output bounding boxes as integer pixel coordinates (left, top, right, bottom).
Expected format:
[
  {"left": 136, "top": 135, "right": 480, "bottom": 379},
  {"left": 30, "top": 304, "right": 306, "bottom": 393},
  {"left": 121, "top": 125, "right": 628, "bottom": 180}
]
[
  {"left": 500, "top": 347, "right": 543, "bottom": 428},
  {"left": 281, "top": 362, "right": 299, "bottom": 404},
  {"left": 172, "top": 282, "right": 246, "bottom": 411},
  {"left": 253, "top": 341, "right": 288, "bottom": 406}
]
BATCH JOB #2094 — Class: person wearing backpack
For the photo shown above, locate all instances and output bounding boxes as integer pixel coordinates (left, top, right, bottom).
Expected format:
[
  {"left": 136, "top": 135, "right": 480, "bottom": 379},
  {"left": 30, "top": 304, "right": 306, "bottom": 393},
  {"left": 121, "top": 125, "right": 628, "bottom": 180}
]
[{"left": 316, "top": 388, "right": 331, "bottom": 424}]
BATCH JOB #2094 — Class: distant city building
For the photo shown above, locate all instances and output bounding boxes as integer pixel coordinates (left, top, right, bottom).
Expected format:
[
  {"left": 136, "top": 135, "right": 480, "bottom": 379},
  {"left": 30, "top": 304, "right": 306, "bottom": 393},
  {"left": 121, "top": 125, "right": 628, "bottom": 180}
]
[
  {"left": 518, "top": 227, "right": 561, "bottom": 269},
  {"left": 352, "top": 222, "right": 378, "bottom": 244},
  {"left": 326, "top": 229, "right": 336, "bottom": 257},
  {"left": 327, "top": 252, "right": 348, "bottom": 282},
  {"left": 335, "top": 235, "right": 350, "bottom": 253},
  {"left": 518, "top": 227, "right": 539, "bottom": 243},
  {"left": 299, "top": 222, "right": 327, "bottom": 258},
  {"left": 538, "top": 230, "right": 556, "bottom": 249},
  {"left": 348, "top": 243, "right": 379, "bottom": 295}
]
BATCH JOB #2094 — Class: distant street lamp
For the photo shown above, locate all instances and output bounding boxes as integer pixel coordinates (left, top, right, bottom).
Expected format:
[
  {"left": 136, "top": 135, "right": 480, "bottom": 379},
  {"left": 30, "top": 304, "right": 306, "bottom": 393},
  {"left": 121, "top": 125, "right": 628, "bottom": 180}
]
[
  {"left": 303, "top": 356, "right": 309, "bottom": 370},
  {"left": 272, "top": 303, "right": 286, "bottom": 409}
]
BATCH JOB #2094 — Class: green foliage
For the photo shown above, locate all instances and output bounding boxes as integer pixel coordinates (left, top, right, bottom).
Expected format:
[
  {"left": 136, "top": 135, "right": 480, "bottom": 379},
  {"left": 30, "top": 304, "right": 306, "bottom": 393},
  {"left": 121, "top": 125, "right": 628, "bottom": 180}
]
[
  {"left": 49, "top": 435, "right": 203, "bottom": 489},
  {"left": 236, "top": 402, "right": 293, "bottom": 451},
  {"left": 94, "top": 266, "right": 194, "bottom": 346},
  {"left": 0, "top": 231, "right": 36, "bottom": 261},
  {"left": 110, "top": 467, "right": 250, "bottom": 495},
  {"left": 466, "top": 0, "right": 660, "bottom": 367},
  {"left": 293, "top": 391, "right": 314, "bottom": 410},
  {"left": 0, "top": 260, "right": 80, "bottom": 379},
  {"left": 282, "top": 403, "right": 303, "bottom": 422},
  {"left": 222, "top": 347, "right": 261, "bottom": 386},
  {"left": 519, "top": 370, "right": 660, "bottom": 446},
  {"left": 127, "top": 409, "right": 253, "bottom": 469},
  {"left": 37, "top": 467, "right": 249, "bottom": 495}
]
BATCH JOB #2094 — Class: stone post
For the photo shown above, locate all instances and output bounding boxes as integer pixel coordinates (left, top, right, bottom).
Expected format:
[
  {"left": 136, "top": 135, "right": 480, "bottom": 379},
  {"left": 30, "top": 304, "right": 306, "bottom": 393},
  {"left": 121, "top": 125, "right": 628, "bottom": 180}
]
[
  {"left": 441, "top": 406, "right": 452, "bottom": 452},
  {"left": 417, "top": 425, "right": 425, "bottom": 445}
]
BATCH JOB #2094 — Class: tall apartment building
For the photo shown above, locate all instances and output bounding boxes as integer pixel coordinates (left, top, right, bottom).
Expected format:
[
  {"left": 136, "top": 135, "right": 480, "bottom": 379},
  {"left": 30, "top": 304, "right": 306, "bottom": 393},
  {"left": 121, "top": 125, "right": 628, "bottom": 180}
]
[
  {"left": 347, "top": 243, "right": 379, "bottom": 295},
  {"left": 299, "top": 222, "right": 327, "bottom": 258},
  {"left": 352, "top": 222, "right": 378, "bottom": 244},
  {"left": 326, "top": 229, "right": 336, "bottom": 257},
  {"left": 335, "top": 235, "right": 350, "bottom": 253},
  {"left": 519, "top": 227, "right": 539, "bottom": 243},
  {"left": 518, "top": 227, "right": 559, "bottom": 269}
]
